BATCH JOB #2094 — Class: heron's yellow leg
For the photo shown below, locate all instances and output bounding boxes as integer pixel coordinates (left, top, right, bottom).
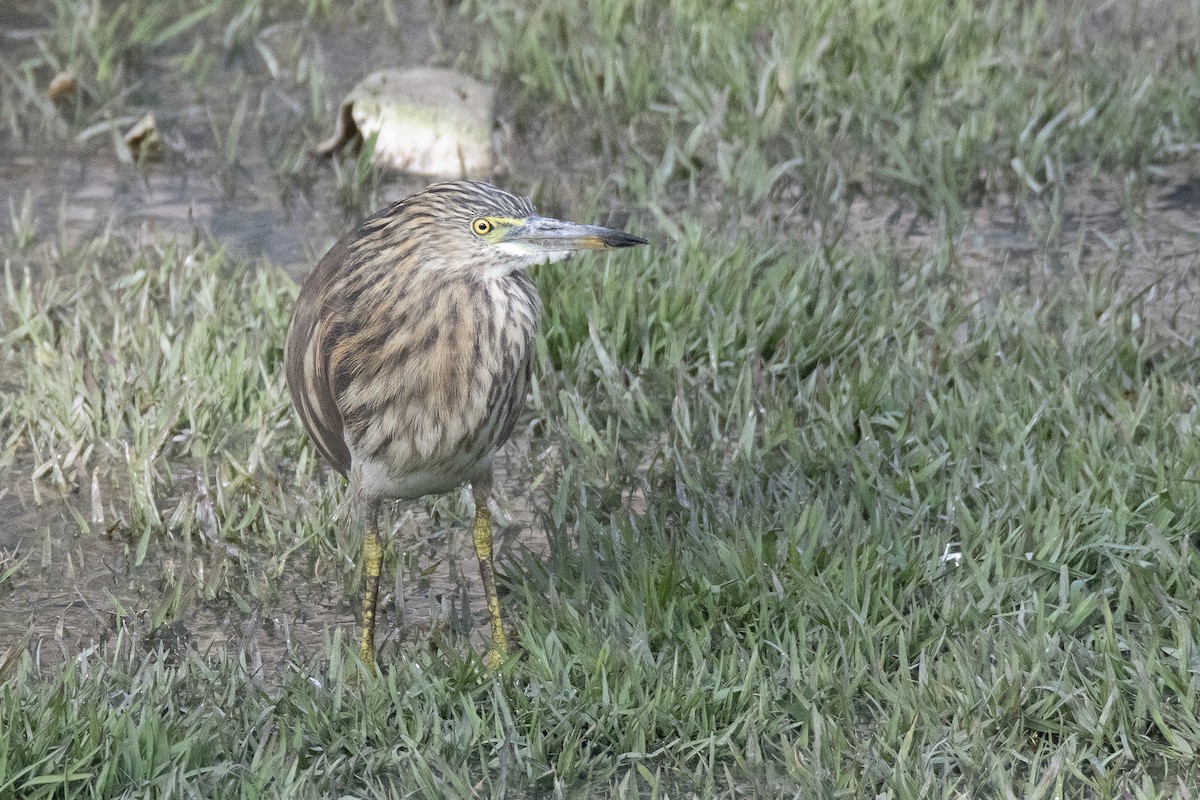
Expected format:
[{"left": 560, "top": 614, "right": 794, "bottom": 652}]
[
  {"left": 360, "top": 525, "right": 383, "bottom": 675},
  {"left": 471, "top": 502, "right": 508, "bottom": 669}
]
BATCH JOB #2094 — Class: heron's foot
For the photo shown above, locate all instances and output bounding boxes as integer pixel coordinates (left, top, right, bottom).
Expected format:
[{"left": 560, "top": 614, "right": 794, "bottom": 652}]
[
  {"left": 483, "top": 601, "right": 509, "bottom": 670},
  {"left": 484, "top": 644, "right": 505, "bottom": 671}
]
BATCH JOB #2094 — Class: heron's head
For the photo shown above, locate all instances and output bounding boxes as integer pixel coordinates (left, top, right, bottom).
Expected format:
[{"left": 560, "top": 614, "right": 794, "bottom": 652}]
[{"left": 364, "top": 181, "right": 646, "bottom": 278}]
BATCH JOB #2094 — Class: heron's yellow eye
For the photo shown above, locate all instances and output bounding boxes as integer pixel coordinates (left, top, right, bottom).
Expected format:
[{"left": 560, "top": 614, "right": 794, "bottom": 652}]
[{"left": 471, "top": 218, "right": 493, "bottom": 235}]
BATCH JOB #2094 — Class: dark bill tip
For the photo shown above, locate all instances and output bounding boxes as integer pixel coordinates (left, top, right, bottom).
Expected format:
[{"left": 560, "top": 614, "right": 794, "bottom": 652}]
[{"left": 599, "top": 229, "right": 648, "bottom": 248}]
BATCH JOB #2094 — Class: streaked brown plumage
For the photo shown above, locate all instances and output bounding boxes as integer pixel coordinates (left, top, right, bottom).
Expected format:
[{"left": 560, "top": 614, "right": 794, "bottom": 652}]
[{"left": 285, "top": 181, "right": 645, "bottom": 672}]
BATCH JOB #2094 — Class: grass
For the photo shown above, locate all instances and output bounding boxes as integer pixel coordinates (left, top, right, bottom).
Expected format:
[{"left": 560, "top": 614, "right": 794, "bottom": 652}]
[
  {"left": 462, "top": 0, "right": 1200, "bottom": 220},
  {"left": 4, "top": 218, "right": 1200, "bottom": 797},
  {"left": 1, "top": 0, "right": 1200, "bottom": 797}
]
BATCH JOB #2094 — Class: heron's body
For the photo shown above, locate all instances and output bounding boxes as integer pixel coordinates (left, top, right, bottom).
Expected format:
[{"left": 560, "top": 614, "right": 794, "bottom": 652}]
[{"left": 284, "top": 181, "right": 644, "bottom": 671}]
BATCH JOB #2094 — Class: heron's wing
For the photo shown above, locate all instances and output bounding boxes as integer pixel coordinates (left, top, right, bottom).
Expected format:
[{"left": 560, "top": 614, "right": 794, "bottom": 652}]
[{"left": 285, "top": 238, "right": 353, "bottom": 475}]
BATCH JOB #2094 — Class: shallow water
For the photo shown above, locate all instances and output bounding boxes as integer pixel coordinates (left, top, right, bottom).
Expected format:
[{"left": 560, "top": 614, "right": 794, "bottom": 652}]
[{"left": 0, "top": 0, "right": 448, "bottom": 275}]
